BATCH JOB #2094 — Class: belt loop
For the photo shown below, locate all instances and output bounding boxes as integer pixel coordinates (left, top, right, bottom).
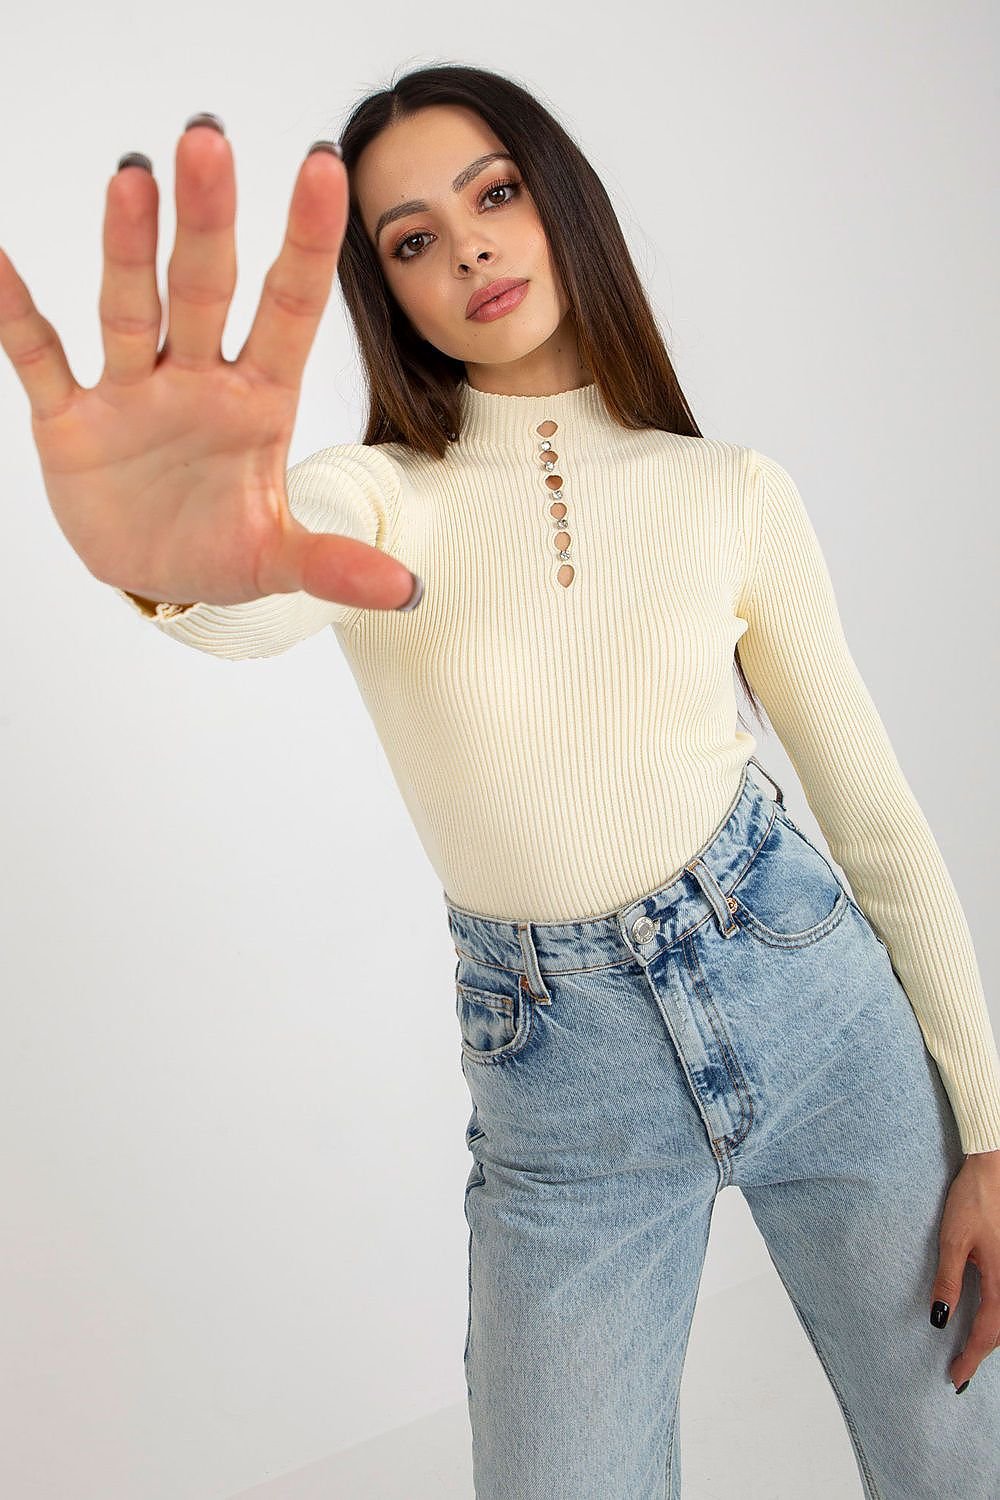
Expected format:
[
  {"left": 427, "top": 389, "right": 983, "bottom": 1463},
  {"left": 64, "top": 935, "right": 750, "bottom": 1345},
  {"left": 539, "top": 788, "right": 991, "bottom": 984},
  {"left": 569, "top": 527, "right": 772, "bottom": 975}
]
[
  {"left": 517, "top": 922, "right": 551, "bottom": 1002},
  {"left": 684, "top": 857, "right": 740, "bottom": 938},
  {"left": 747, "top": 754, "right": 785, "bottom": 807}
]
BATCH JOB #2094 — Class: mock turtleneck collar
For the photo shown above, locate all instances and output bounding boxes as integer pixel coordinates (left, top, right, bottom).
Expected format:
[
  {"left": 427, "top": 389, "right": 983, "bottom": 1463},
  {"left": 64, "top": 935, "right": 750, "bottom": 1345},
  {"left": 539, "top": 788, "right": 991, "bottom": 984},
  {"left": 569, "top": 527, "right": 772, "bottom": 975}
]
[{"left": 454, "top": 377, "right": 623, "bottom": 447}]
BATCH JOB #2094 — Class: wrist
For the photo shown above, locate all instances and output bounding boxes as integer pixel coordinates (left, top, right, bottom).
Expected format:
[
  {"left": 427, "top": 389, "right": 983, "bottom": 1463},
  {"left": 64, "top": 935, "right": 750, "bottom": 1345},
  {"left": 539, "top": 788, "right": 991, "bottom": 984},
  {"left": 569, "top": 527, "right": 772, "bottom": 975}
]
[{"left": 963, "top": 1148, "right": 1000, "bottom": 1169}]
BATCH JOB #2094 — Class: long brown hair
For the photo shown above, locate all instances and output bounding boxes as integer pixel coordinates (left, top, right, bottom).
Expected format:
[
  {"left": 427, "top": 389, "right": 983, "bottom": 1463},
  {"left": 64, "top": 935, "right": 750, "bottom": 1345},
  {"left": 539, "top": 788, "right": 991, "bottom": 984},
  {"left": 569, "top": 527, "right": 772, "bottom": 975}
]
[{"left": 334, "top": 62, "right": 767, "bottom": 733}]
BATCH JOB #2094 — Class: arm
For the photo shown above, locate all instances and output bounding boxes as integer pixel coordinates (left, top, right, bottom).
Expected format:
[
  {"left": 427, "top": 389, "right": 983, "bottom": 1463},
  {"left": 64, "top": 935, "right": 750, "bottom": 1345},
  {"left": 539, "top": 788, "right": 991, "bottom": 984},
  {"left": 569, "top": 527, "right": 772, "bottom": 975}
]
[
  {"left": 113, "top": 441, "right": 403, "bottom": 658},
  {"left": 737, "top": 448, "right": 1000, "bottom": 1155}
]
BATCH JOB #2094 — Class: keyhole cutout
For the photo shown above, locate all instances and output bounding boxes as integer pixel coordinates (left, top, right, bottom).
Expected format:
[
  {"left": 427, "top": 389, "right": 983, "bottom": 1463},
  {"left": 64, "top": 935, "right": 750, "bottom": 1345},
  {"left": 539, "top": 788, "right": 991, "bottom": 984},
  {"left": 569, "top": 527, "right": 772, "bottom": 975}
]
[{"left": 536, "top": 418, "right": 575, "bottom": 588}]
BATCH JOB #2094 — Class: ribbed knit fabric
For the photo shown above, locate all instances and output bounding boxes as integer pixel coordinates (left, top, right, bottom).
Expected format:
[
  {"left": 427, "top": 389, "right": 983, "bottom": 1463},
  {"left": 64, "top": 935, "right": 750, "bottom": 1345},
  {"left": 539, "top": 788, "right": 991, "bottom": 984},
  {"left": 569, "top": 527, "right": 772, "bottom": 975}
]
[{"left": 115, "top": 377, "right": 1000, "bottom": 1153}]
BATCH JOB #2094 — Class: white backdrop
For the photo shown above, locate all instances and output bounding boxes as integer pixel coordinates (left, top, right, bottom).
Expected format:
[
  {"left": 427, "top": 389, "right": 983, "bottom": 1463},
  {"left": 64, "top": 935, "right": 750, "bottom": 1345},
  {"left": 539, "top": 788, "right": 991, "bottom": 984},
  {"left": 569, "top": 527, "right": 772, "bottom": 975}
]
[{"left": 1, "top": 3, "right": 997, "bottom": 1497}]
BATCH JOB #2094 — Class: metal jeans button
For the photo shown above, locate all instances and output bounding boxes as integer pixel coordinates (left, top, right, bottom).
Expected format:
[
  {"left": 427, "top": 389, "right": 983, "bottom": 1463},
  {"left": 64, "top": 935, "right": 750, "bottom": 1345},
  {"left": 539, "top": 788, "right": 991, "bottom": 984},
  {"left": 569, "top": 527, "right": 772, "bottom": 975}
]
[{"left": 631, "top": 916, "right": 655, "bottom": 943}]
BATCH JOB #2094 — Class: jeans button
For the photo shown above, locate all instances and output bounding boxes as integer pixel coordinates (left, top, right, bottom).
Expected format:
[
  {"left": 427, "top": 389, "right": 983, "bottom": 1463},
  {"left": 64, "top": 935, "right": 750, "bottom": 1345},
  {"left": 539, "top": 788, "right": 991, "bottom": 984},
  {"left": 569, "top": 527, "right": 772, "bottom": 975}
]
[{"left": 632, "top": 916, "right": 655, "bottom": 943}]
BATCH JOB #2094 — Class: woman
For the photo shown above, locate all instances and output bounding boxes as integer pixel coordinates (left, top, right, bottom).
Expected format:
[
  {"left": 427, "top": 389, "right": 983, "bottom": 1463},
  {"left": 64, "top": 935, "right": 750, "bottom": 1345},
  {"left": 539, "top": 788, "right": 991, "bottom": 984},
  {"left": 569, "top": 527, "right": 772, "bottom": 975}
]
[{"left": 1, "top": 62, "right": 997, "bottom": 1500}]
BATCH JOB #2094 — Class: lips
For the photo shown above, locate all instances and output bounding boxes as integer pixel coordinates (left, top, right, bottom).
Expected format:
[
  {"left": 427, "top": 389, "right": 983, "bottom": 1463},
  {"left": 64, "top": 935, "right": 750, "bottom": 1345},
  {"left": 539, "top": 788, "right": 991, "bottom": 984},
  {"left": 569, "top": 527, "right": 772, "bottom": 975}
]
[{"left": 466, "top": 277, "right": 528, "bottom": 318}]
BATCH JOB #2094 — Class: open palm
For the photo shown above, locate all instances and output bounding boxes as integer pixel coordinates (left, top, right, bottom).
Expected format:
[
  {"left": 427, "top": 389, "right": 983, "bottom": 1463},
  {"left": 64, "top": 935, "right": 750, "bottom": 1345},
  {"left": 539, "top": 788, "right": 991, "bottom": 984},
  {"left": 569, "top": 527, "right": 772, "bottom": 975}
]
[{"left": 0, "top": 119, "right": 415, "bottom": 613}]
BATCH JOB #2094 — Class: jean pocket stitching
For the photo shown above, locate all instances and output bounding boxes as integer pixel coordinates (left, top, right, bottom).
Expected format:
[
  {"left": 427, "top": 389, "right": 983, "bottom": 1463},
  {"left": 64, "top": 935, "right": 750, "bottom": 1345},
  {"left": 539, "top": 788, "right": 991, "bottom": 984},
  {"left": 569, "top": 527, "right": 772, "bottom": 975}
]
[
  {"left": 457, "top": 984, "right": 535, "bottom": 1064},
  {"left": 456, "top": 983, "right": 515, "bottom": 1012},
  {"left": 731, "top": 885, "right": 849, "bottom": 948}
]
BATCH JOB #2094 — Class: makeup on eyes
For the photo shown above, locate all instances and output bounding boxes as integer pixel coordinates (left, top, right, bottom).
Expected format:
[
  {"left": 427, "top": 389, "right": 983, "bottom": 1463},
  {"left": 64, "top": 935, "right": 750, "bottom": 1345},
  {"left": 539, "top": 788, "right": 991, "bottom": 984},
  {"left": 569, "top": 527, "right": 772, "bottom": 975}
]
[{"left": 388, "top": 178, "right": 522, "bottom": 263}]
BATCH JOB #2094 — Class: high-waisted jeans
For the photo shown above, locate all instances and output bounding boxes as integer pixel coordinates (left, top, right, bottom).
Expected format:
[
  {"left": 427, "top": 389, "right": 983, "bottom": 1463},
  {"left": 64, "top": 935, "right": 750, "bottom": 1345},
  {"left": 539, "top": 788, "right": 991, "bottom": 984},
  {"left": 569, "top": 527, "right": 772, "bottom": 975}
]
[{"left": 443, "top": 758, "right": 1000, "bottom": 1499}]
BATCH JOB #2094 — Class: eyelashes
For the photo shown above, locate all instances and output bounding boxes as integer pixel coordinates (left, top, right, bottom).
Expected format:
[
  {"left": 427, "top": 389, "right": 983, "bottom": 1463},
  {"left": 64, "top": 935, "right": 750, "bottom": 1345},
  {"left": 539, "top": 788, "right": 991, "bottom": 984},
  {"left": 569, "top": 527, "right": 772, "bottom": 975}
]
[{"left": 389, "top": 178, "right": 522, "bottom": 263}]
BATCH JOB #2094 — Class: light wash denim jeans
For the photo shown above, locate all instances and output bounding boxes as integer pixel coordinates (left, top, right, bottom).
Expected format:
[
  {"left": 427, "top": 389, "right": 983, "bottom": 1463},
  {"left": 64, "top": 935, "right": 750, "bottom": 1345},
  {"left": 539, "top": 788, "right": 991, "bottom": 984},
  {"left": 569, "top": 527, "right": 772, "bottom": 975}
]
[{"left": 444, "top": 758, "right": 1000, "bottom": 1499}]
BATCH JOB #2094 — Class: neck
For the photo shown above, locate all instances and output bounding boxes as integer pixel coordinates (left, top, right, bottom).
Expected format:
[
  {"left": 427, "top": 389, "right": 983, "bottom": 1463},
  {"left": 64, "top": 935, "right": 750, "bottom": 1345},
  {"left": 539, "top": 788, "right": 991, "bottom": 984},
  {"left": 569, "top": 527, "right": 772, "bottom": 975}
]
[{"left": 462, "top": 316, "right": 593, "bottom": 399}]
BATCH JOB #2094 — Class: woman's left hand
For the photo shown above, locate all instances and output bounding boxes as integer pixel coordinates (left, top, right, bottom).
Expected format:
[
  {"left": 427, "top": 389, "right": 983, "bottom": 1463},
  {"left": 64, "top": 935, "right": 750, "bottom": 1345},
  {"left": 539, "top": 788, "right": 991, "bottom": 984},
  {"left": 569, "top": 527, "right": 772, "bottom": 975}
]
[{"left": 931, "top": 1149, "right": 1000, "bottom": 1391}]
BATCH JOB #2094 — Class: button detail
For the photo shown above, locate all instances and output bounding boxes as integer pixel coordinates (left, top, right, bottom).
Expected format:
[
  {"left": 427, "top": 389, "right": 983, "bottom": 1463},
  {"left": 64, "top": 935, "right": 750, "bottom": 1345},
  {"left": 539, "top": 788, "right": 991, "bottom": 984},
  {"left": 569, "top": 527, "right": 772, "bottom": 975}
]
[{"left": 631, "top": 916, "right": 656, "bottom": 942}]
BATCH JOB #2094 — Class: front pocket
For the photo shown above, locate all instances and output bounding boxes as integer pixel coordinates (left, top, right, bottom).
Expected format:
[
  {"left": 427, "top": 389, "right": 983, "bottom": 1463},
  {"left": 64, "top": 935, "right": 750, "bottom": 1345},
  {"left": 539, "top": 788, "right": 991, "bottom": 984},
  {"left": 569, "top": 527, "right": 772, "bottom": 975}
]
[
  {"left": 456, "top": 981, "right": 537, "bottom": 1062},
  {"left": 729, "top": 809, "right": 849, "bottom": 948},
  {"left": 457, "top": 984, "right": 519, "bottom": 1050},
  {"left": 454, "top": 950, "right": 535, "bottom": 1063}
]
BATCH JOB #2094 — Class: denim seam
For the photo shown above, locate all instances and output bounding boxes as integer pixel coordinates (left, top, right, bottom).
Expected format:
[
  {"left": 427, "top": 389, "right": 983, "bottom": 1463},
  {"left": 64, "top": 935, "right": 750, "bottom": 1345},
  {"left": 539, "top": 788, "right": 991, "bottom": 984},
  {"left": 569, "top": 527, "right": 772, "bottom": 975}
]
[
  {"left": 663, "top": 1382, "right": 679, "bottom": 1500},
  {"left": 463, "top": 1159, "right": 484, "bottom": 1381},
  {"left": 732, "top": 887, "right": 849, "bottom": 950},
  {"left": 724, "top": 802, "right": 778, "bottom": 894},
  {"left": 457, "top": 983, "right": 515, "bottom": 1012},
  {"left": 459, "top": 990, "right": 536, "bottom": 1065},
  {"left": 447, "top": 804, "right": 779, "bottom": 980},
  {"left": 780, "top": 1282, "right": 884, "bottom": 1500},
  {"left": 453, "top": 946, "right": 526, "bottom": 976},
  {"left": 457, "top": 947, "right": 637, "bottom": 979},
  {"left": 683, "top": 931, "right": 754, "bottom": 1151},
  {"left": 452, "top": 903, "right": 741, "bottom": 982}
]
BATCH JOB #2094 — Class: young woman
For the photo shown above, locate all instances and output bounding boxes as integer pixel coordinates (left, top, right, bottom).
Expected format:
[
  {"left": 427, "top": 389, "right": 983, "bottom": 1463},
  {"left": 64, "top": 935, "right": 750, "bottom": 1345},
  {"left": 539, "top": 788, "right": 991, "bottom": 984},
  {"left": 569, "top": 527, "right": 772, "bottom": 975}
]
[{"left": 2, "top": 62, "right": 998, "bottom": 1500}]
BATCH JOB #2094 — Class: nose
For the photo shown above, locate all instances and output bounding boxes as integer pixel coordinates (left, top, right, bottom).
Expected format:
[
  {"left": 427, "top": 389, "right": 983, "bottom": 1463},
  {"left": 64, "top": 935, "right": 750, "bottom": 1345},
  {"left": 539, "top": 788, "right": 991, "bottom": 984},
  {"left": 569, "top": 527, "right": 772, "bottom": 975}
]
[{"left": 458, "top": 248, "right": 492, "bottom": 273}]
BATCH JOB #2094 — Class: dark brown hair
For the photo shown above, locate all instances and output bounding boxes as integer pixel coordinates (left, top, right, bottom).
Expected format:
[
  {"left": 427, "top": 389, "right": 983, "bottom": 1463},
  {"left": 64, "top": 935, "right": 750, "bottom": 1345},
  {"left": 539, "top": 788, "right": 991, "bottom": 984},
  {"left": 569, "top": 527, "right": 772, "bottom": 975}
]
[{"left": 334, "top": 61, "right": 766, "bottom": 732}]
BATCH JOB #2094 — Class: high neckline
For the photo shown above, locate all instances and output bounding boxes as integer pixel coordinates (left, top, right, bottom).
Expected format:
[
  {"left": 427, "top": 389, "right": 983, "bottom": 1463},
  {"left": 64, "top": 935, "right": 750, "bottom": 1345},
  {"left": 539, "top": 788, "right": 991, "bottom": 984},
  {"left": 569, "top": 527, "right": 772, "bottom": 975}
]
[{"left": 455, "top": 377, "right": 623, "bottom": 447}]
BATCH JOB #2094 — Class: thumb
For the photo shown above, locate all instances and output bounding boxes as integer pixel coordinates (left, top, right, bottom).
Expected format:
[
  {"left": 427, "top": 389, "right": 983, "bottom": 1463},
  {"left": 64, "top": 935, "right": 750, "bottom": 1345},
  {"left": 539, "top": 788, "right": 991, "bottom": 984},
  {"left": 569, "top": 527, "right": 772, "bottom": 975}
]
[{"left": 267, "top": 524, "right": 419, "bottom": 613}]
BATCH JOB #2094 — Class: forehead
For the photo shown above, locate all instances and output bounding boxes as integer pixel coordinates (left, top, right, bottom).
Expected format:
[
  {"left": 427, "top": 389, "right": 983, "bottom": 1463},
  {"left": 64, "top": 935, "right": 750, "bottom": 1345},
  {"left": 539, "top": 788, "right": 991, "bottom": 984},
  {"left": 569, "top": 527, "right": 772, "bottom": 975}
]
[{"left": 355, "top": 104, "right": 511, "bottom": 237}]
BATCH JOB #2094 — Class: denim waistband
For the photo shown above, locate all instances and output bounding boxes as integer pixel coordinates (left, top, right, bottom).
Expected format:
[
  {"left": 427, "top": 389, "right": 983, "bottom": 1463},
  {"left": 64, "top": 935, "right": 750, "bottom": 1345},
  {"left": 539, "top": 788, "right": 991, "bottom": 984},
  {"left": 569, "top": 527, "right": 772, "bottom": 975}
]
[{"left": 443, "top": 757, "right": 787, "bottom": 992}]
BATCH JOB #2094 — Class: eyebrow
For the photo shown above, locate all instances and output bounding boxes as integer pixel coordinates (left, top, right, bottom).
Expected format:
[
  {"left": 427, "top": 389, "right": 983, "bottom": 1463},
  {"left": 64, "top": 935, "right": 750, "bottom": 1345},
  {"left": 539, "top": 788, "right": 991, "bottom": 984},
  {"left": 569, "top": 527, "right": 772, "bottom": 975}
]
[{"left": 373, "top": 152, "right": 517, "bottom": 247}]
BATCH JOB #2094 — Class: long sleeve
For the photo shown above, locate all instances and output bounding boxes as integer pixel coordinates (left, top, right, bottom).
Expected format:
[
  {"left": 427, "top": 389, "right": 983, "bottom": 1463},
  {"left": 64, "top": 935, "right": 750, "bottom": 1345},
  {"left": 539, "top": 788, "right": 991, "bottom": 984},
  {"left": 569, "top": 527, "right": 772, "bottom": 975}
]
[
  {"left": 737, "top": 448, "right": 1000, "bottom": 1155},
  {"left": 113, "top": 442, "right": 403, "bottom": 659}
]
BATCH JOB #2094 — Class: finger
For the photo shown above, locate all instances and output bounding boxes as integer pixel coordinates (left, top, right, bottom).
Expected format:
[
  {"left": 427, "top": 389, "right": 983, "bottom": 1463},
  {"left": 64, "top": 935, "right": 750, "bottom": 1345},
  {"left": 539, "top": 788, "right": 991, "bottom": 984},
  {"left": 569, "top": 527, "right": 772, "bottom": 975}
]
[
  {"left": 236, "top": 143, "right": 346, "bottom": 392},
  {"left": 163, "top": 117, "right": 236, "bottom": 372},
  {"left": 949, "top": 1305, "right": 1000, "bottom": 1389},
  {"left": 930, "top": 1239, "right": 968, "bottom": 1331},
  {"left": 0, "top": 244, "right": 80, "bottom": 422},
  {"left": 261, "top": 525, "right": 418, "bottom": 614},
  {"left": 99, "top": 154, "right": 162, "bottom": 386}
]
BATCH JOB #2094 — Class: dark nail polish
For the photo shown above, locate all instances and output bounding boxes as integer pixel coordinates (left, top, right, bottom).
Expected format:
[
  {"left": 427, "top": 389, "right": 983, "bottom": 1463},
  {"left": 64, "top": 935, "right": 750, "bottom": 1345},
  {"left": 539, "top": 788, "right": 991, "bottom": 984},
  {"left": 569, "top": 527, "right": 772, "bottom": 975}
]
[
  {"left": 117, "top": 152, "right": 153, "bottom": 175},
  {"left": 955, "top": 1379, "right": 970, "bottom": 1394},
  {"left": 395, "top": 574, "right": 424, "bottom": 611},
  {"left": 930, "top": 1300, "right": 950, "bottom": 1329},
  {"left": 184, "top": 112, "right": 225, "bottom": 135},
  {"left": 307, "top": 139, "right": 343, "bottom": 159}
]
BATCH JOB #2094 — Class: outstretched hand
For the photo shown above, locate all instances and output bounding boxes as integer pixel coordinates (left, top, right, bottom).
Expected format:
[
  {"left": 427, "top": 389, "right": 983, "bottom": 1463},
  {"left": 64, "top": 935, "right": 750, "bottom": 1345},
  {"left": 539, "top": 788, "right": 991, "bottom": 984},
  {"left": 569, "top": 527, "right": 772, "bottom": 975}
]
[
  {"left": 929, "top": 1149, "right": 1000, "bottom": 1392},
  {"left": 0, "top": 117, "right": 417, "bottom": 613}
]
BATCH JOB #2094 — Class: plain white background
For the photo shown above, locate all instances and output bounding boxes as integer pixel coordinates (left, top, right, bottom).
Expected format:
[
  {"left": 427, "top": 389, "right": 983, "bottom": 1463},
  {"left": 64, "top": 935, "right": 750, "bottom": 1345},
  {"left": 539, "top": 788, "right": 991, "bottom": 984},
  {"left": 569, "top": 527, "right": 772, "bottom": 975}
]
[{"left": 1, "top": 3, "right": 997, "bottom": 1497}]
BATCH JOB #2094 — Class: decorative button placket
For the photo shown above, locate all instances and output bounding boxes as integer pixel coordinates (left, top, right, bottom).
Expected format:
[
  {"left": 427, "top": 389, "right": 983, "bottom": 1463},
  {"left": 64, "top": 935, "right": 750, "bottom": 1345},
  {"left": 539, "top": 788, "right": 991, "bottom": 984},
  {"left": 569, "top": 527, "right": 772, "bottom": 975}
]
[{"left": 535, "top": 418, "right": 575, "bottom": 589}]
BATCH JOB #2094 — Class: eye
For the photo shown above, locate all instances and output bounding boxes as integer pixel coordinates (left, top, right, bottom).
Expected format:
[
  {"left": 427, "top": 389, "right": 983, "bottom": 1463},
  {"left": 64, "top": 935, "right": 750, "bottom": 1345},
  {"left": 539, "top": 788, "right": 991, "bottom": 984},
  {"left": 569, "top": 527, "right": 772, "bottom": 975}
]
[{"left": 389, "top": 178, "right": 522, "bottom": 263}]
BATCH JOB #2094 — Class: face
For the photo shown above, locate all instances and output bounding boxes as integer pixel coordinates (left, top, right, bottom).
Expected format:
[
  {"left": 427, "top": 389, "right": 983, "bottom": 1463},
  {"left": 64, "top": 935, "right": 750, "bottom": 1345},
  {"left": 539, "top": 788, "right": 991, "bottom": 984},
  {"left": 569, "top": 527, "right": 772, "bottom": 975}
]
[{"left": 354, "top": 103, "right": 588, "bottom": 392}]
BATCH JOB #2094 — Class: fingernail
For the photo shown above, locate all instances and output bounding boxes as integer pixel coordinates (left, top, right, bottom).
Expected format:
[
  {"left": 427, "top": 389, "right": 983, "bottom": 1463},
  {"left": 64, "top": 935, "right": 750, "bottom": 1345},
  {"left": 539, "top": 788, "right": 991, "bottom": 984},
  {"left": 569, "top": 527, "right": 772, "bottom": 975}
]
[
  {"left": 185, "top": 112, "right": 226, "bottom": 135},
  {"left": 117, "top": 152, "right": 153, "bottom": 174},
  {"left": 395, "top": 573, "right": 424, "bottom": 611},
  {"left": 307, "top": 139, "right": 343, "bottom": 159},
  {"left": 930, "top": 1300, "right": 950, "bottom": 1329},
  {"left": 955, "top": 1378, "right": 971, "bottom": 1394}
]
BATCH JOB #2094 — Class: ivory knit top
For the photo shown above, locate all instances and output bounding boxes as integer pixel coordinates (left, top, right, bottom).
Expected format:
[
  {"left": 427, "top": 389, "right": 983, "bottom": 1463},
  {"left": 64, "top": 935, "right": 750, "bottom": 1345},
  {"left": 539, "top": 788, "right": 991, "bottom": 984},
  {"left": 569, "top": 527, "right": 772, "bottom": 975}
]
[{"left": 115, "top": 377, "right": 1000, "bottom": 1154}]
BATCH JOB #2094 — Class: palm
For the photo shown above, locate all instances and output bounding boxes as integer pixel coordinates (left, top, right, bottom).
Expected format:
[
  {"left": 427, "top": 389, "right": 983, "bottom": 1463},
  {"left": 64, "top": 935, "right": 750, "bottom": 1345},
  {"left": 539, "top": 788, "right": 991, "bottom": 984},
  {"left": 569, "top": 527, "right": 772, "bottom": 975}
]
[
  {"left": 0, "top": 122, "right": 414, "bottom": 613},
  {"left": 32, "top": 358, "right": 299, "bottom": 605}
]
